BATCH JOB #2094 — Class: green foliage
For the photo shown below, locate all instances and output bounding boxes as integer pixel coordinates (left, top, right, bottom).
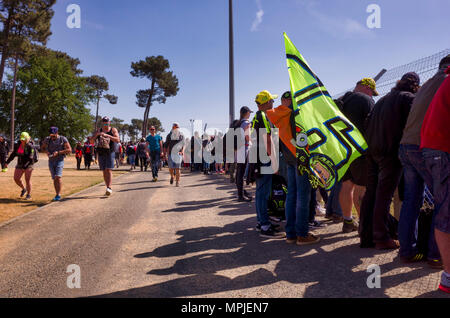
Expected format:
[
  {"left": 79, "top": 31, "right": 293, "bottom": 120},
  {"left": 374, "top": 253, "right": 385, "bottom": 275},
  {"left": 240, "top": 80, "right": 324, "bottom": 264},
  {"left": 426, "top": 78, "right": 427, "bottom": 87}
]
[
  {"left": 0, "top": 52, "right": 96, "bottom": 143},
  {"left": 130, "top": 55, "right": 179, "bottom": 136}
]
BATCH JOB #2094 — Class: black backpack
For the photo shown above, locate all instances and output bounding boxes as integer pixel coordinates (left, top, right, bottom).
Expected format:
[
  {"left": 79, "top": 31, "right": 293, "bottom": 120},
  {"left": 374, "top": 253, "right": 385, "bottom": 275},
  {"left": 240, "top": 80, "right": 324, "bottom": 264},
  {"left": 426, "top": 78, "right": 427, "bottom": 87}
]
[{"left": 268, "top": 174, "right": 287, "bottom": 219}]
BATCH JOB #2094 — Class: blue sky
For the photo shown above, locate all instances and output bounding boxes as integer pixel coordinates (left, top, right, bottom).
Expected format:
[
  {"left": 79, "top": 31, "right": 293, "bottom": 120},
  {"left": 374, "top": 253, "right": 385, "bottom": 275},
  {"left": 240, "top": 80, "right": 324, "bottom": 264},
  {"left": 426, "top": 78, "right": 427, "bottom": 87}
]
[{"left": 48, "top": 0, "right": 450, "bottom": 137}]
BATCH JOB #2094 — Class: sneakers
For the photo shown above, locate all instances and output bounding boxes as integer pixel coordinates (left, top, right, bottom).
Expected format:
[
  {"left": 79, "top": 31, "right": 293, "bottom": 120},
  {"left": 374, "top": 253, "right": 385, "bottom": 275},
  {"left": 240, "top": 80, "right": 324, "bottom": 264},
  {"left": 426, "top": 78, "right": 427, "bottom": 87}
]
[
  {"left": 400, "top": 253, "right": 424, "bottom": 263},
  {"left": 105, "top": 188, "right": 113, "bottom": 196},
  {"left": 375, "top": 239, "right": 400, "bottom": 250},
  {"left": 297, "top": 233, "right": 321, "bottom": 246},
  {"left": 170, "top": 178, "right": 174, "bottom": 185},
  {"left": 176, "top": 181, "right": 180, "bottom": 187},
  {"left": 244, "top": 190, "right": 253, "bottom": 200},
  {"left": 325, "top": 214, "right": 344, "bottom": 223},
  {"left": 343, "top": 219, "right": 359, "bottom": 233},
  {"left": 309, "top": 220, "right": 325, "bottom": 229},
  {"left": 260, "top": 226, "right": 284, "bottom": 238},
  {"left": 25, "top": 194, "right": 32, "bottom": 200},
  {"left": 286, "top": 237, "right": 297, "bottom": 244},
  {"left": 52, "top": 195, "right": 62, "bottom": 202},
  {"left": 238, "top": 196, "right": 252, "bottom": 202},
  {"left": 20, "top": 189, "right": 27, "bottom": 198},
  {"left": 428, "top": 258, "right": 444, "bottom": 270},
  {"left": 1, "top": 168, "right": 7, "bottom": 172},
  {"left": 256, "top": 223, "right": 280, "bottom": 232},
  {"left": 316, "top": 205, "right": 326, "bottom": 216}
]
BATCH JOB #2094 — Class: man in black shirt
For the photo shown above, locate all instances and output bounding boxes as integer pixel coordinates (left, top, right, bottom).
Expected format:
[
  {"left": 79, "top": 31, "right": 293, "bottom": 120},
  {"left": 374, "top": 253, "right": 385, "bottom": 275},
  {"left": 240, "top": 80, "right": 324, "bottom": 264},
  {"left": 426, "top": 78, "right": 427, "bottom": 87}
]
[{"left": 337, "top": 78, "right": 376, "bottom": 233}]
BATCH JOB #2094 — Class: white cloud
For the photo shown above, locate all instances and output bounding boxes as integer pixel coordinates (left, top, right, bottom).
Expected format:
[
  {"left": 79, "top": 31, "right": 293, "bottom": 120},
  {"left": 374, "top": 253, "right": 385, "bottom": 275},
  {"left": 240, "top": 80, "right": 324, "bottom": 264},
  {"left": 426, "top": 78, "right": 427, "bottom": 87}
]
[{"left": 251, "top": 0, "right": 264, "bottom": 32}]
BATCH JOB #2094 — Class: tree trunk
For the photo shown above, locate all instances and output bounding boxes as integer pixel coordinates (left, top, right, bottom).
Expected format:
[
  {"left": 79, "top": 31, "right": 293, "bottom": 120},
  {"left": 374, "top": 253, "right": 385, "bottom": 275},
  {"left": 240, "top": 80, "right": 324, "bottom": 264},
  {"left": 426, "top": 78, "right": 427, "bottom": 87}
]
[
  {"left": 94, "top": 95, "right": 100, "bottom": 131},
  {"left": 142, "top": 80, "right": 155, "bottom": 138},
  {"left": 10, "top": 55, "right": 19, "bottom": 146},
  {"left": 0, "top": 6, "right": 14, "bottom": 85}
]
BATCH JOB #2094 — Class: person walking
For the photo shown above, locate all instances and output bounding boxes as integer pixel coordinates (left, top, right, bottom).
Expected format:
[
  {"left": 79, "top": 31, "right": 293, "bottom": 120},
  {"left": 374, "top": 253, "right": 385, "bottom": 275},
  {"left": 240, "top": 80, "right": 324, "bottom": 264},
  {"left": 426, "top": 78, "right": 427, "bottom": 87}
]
[
  {"left": 91, "top": 117, "right": 120, "bottom": 196},
  {"left": 83, "top": 138, "right": 94, "bottom": 170},
  {"left": 137, "top": 138, "right": 149, "bottom": 171},
  {"left": 421, "top": 65, "right": 450, "bottom": 294},
  {"left": 361, "top": 72, "right": 420, "bottom": 250},
  {"left": 236, "top": 106, "right": 253, "bottom": 202},
  {"left": 146, "top": 126, "right": 163, "bottom": 182},
  {"left": 398, "top": 55, "right": 450, "bottom": 265},
  {"left": 5, "top": 132, "right": 36, "bottom": 200},
  {"left": 41, "top": 127, "right": 72, "bottom": 202},
  {"left": 114, "top": 141, "right": 122, "bottom": 169},
  {"left": 126, "top": 142, "right": 137, "bottom": 170},
  {"left": 164, "top": 123, "right": 184, "bottom": 187},
  {"left": 0, "top": 134, "right": 10, "bottom": 172},
  {"left": 75, "top": 142, "right": 83, "bottom": 170}
]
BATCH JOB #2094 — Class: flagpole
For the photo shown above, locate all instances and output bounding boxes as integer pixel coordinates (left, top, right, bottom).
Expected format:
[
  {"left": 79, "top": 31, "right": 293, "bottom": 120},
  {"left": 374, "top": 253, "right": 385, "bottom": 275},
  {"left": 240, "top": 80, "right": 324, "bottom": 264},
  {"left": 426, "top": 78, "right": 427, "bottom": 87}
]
[{"left": 229, "top": 0, "right": 235, "bottom": 126}]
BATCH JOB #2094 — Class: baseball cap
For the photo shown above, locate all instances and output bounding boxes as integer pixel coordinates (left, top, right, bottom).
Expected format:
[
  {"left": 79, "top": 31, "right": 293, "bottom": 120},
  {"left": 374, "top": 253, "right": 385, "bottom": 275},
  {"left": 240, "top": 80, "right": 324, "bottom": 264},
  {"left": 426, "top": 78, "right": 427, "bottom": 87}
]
[
  {"left": 49, "top": 127, "right": 59, "bottom": 135},
  {"left": 102, "top": 116, "right": 110, "bottom": 122},
  {"left": 357, "top": 78, "right": 379, "bottom": 96},
  {"left": 282, "top": 91, "right": 292, "bottom": 99},
  {"left": 255, "top": 90, "right": 278, "bottom": 105},
  {"left": 20, "top": 132, "right": 30, "bottom": 141},
  {"left": 172, "top": 122, "right": 180, "bottom": 128},
  {"left": 240, "top": 106, "right": 253, "bottom": 115},
  {"left": 401, "top": 72, "right": 420, "bottom": 86},
  {"left": 439, "top": 55, "right": 450, "bottom": 69}
]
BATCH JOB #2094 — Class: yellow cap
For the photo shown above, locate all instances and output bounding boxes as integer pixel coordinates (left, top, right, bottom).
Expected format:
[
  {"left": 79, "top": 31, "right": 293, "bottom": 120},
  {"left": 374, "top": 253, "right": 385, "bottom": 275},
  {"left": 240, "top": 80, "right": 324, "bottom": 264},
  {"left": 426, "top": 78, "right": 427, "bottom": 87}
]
[
  {"left": 358, "top": 78, "right": 379, "bottom": 96},
  {"left": 255, "top": 90, "right": 278, "bottom": 105},
  {"left": 20, "top": 132, "right": 30, "bottom": 141}
]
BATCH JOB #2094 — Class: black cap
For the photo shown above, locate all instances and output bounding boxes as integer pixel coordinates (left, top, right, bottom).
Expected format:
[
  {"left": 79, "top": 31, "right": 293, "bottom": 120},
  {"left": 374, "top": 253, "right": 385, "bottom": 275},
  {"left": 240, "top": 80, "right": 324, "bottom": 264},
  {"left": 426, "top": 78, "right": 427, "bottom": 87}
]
[
  {"left": 102, "top": 116, "right": 110, "bottom": 122},
  {"left": 281, "top": 91, "right": 292, "bottom": 99},
  {"left": 240, "top": 106, "right": 253, "bottom": 115},
  {"left": 439, "top": 54, "right": 450, "bottom": 69},
  {"left": 49, "top": 127, "right": 59, "bottom": 134}
]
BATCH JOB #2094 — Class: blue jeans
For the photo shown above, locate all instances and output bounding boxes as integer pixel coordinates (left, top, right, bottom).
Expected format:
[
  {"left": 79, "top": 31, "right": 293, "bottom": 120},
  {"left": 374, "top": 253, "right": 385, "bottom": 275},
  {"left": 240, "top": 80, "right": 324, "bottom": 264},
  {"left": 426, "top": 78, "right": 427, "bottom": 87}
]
[
  {"left": 398, "top": 144, "right": 439, "bottom": 259},
  {"left": 424, "top": 148, "right": 450, "bottom": 234},
  {"left": 128, "top": 154, "right": 136, "bottom": 166},
  {"left": 285, "top": 164, "right": 312, "bottom": 238},
  {"left": 326, "top": 181, "right": 343, "bottom": 217},
  {"left": 150, "top": 151, "right": 160, "bottom": 178},
  {"left": 255, "top": 172, "right": 272, "bottom": 228}
]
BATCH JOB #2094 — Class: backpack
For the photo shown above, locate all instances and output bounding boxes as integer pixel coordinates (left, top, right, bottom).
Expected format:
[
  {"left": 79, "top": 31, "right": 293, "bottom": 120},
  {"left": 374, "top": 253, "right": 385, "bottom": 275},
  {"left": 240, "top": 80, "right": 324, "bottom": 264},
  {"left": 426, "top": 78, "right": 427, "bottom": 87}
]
[
  {"left": 268, "top": 174, "right": 287, "bottom": 219},
  {"left": 31, "top": 144, "right": 39, "bottom": 163}
]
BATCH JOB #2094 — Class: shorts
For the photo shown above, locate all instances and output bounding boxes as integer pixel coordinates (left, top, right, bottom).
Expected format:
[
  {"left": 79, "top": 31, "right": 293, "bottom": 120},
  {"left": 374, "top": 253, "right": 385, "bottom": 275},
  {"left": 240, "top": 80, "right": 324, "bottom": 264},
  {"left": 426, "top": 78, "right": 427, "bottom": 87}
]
[
  {"left": 48, "top": 160, "right": 64, "bottom": 179},
  {"left": 342, "top": 155, "right": 367, "bottom": 186},
  {"left": 423, "top": 149, "right": 450, "bottom": 234},
  {"left": 98, "top": 152, "right": 115, "bottom": 171},
  {"left": 168, "top": 153, "right": 182, "bottom": 169}
]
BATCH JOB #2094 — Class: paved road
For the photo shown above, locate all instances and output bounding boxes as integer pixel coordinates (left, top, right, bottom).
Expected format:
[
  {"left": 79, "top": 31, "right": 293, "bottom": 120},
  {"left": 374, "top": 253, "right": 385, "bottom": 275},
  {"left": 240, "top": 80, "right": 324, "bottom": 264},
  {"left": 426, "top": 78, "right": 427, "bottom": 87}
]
[{"left": 0, "top": 169, "right": 448, "bottom": 298}]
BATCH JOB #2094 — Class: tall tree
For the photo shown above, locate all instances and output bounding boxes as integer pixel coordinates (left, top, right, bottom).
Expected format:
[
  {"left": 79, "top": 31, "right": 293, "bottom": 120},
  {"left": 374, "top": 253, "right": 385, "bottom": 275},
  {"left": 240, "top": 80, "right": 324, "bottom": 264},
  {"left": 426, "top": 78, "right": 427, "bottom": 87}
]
[
  {"left": 130, "top": 55, "right": 179, "bottom": 137},
  {"left": 0, "top": 0, "right": 55, "bottom": 84},
  {"left": 128, "top": 118, "right": 143, "bottom": 142},
  {"left": 86, "top": 75, "right": 118, "bottom": 131},
  {"left": 0, "top": 0, "right": 55, "bottom": 145},
  {"left": 147, "top": 117, "right": 164, "bottom": 134},
  {"left": 0, "top": 51, "right": 96, "bottom": 142}
]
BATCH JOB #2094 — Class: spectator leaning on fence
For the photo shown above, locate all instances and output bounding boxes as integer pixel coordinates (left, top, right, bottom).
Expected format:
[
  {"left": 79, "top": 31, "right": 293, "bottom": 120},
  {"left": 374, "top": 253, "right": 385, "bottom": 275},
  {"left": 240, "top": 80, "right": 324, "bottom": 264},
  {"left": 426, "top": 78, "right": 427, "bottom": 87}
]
[
  {"left": 398, "top": 55, "right": 450, "bottom": 266},
  {"left": 360, "top": 72, "right": 420, "bottom": 250},
  {"left": 337, "top": 78, "right": 376, "bottom": 234},
  {"left": 420, "top": 65, "right": 450, "bottom": 294}
]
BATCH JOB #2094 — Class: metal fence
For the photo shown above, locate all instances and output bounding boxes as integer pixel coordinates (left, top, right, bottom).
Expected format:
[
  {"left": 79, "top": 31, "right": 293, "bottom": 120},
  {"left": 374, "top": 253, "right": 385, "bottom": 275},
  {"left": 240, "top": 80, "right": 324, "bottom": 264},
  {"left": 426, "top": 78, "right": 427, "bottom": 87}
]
[{"left": 334, "top": 48, "right": 450, "bottom": 100}]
